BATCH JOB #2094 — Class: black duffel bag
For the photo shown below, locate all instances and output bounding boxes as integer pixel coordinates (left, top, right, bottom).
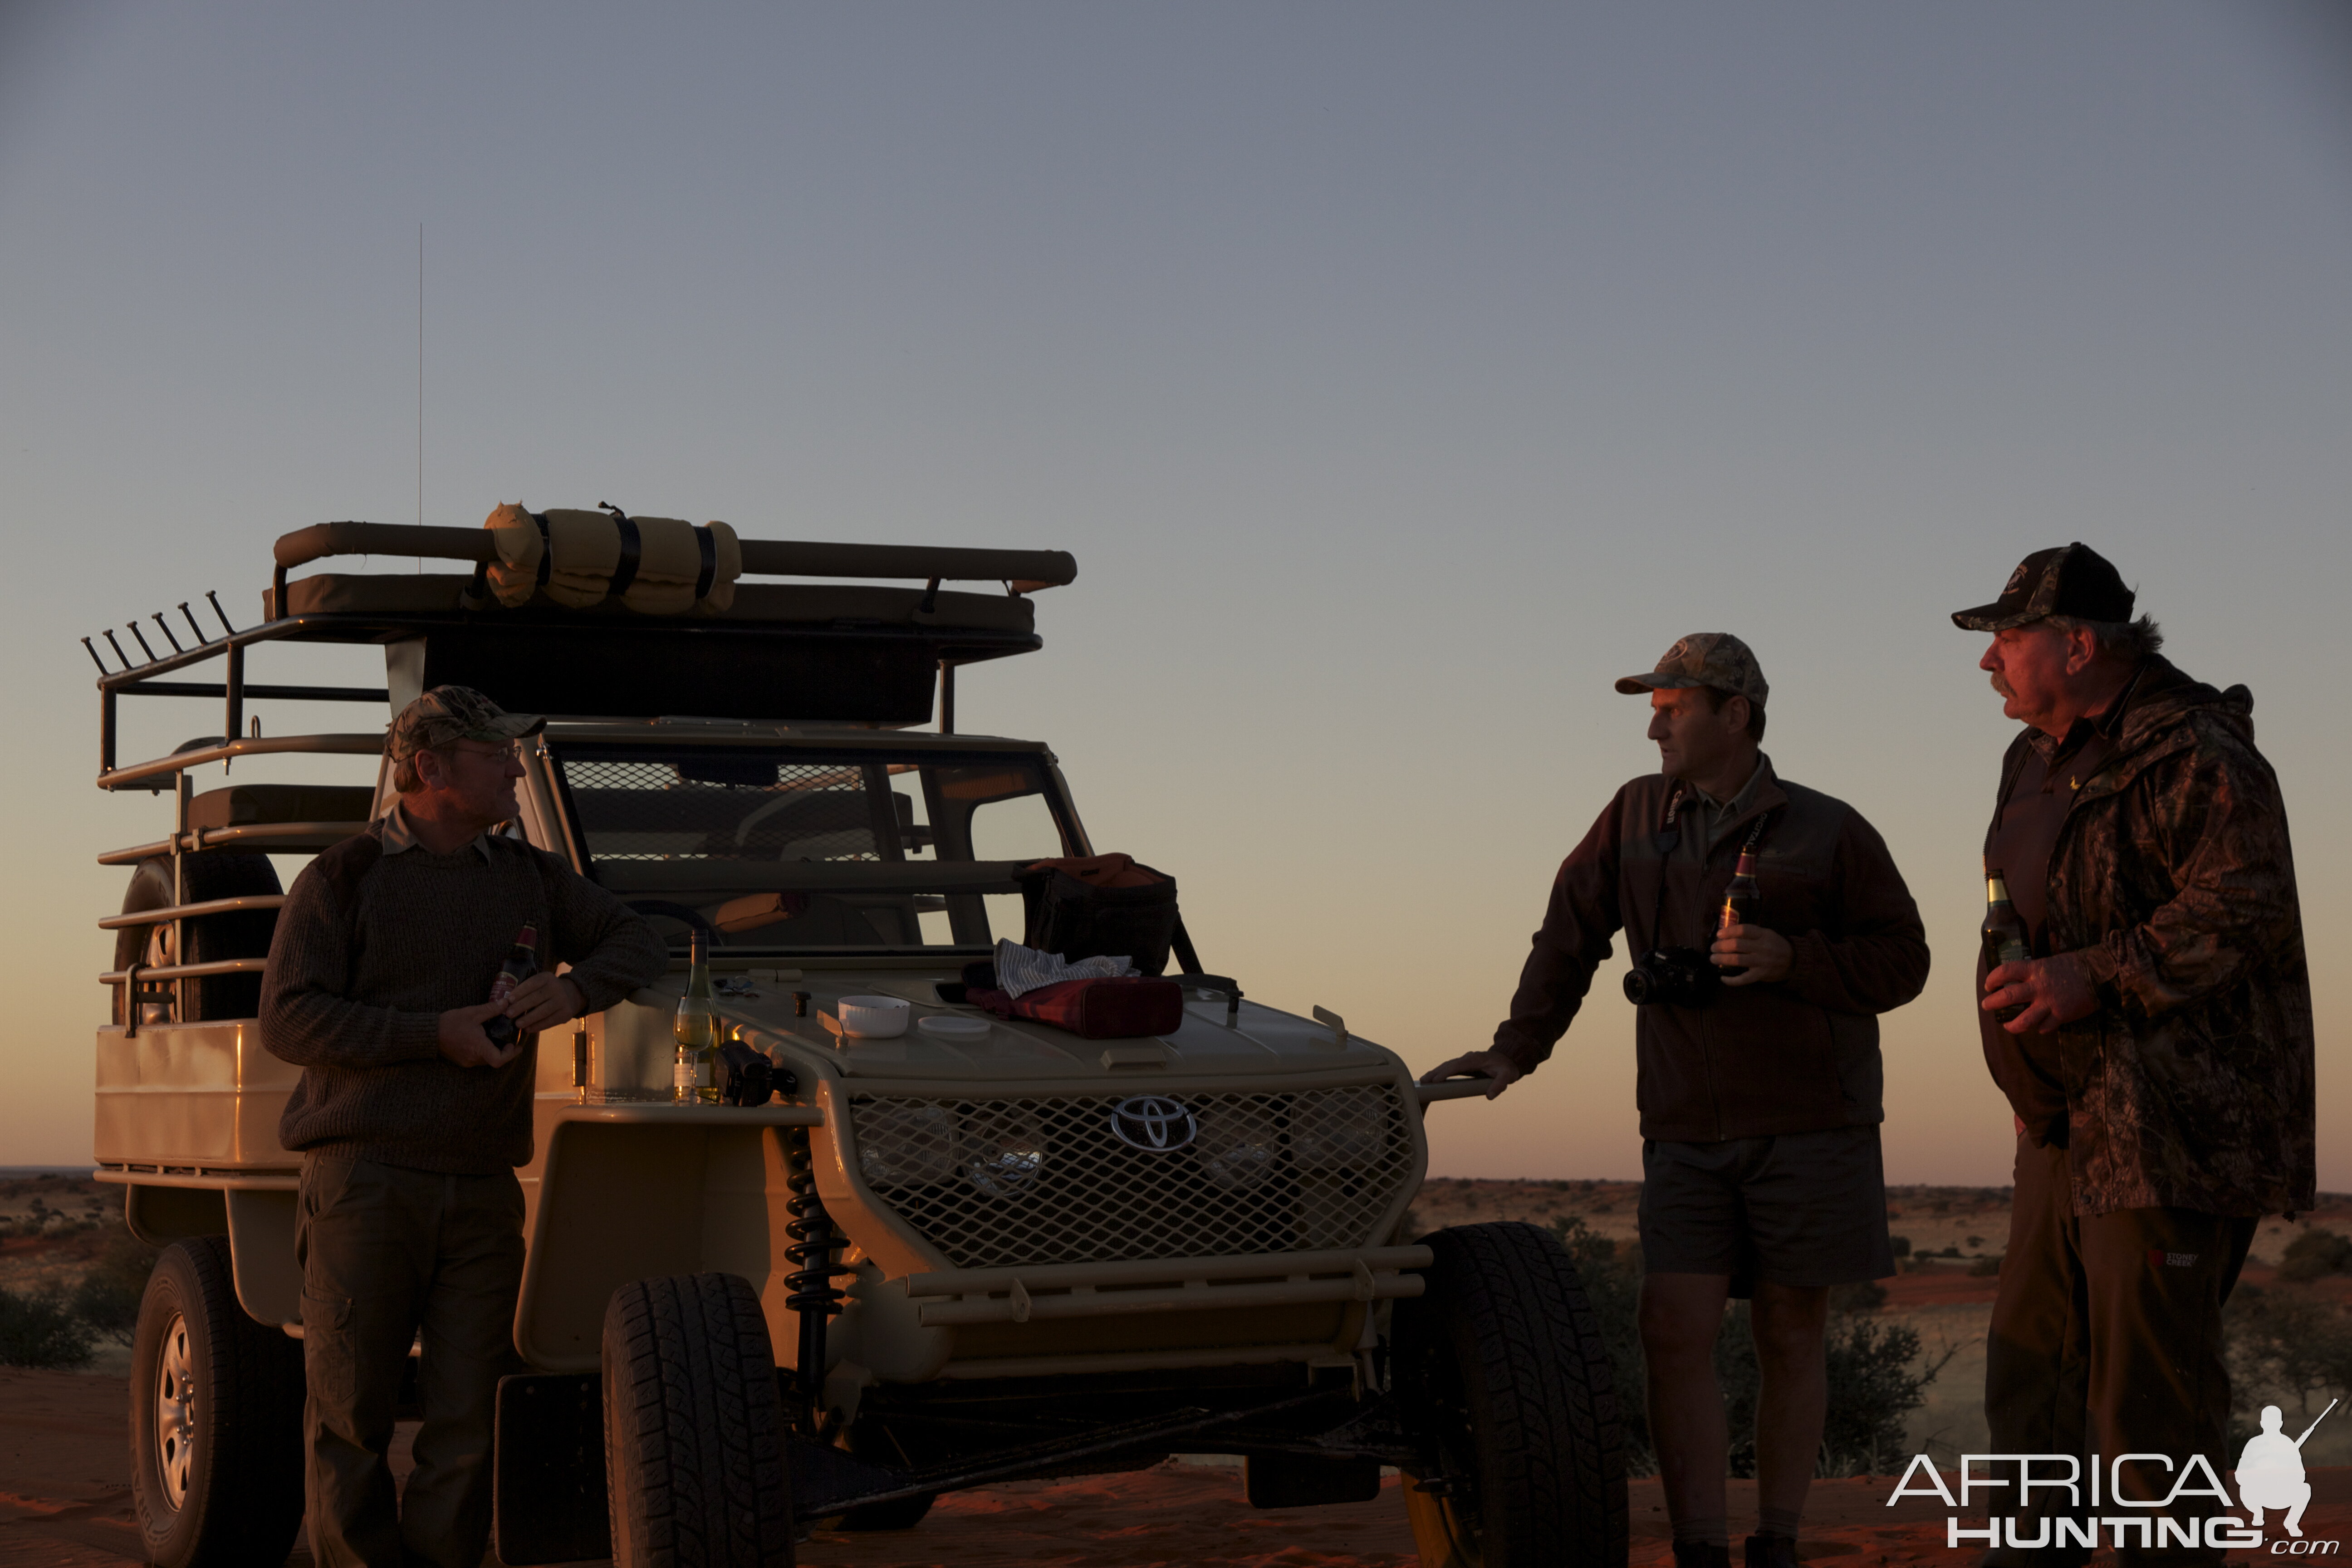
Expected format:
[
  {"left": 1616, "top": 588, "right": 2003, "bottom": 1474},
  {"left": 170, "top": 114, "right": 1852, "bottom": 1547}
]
[{"left": 1014, "top": 855, "right": 1202, "bottom": 977}]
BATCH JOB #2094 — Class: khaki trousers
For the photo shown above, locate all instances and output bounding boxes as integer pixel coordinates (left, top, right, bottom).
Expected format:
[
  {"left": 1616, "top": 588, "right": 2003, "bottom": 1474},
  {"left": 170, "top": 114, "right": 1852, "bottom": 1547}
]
[
  {"left": 296, "top": 1153, "right": 525, "bottom": 1568},
  {"left": 1982, "top": 1135, "right": 2254, "bottom": 1568}
]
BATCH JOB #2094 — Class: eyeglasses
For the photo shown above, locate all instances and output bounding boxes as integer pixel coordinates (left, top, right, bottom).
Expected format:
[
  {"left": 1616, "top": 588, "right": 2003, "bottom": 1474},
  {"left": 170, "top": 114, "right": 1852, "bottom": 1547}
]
[{"left": 444, "top": 741, "right": 518, "bottom": 762}]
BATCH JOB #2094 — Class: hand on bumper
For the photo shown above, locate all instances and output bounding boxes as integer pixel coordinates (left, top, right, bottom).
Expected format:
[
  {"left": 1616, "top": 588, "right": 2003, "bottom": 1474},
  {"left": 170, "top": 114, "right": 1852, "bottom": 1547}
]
[{"left": 1419, "top": 1051, "right": 1524, "bottom": 1100}]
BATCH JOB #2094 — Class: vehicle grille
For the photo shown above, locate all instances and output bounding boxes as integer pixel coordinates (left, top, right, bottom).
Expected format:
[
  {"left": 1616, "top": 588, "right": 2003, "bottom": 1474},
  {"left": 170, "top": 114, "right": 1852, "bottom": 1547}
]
[{"left": 847, "top": 1085, "right": 1416, "bottom": 1271}]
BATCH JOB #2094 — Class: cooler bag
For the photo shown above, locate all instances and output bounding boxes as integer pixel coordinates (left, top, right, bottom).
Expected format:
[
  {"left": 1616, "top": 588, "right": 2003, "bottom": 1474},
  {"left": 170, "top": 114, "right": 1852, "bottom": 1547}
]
[{"left": 967, "top": 975, "right": 1186, "bottom": 1040}]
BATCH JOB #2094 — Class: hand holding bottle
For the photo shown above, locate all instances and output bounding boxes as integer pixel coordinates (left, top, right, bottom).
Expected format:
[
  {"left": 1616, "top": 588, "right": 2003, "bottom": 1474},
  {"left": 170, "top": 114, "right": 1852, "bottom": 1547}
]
[
  {"left": 1710, "top": 923, "right": 1792, "bottom": 985},
  {"left": 438, "top": 1000, "right": 524, "bottom": 1069},
  {"left": 502, "top": 972, "right": 585, "bottom": 1034}
]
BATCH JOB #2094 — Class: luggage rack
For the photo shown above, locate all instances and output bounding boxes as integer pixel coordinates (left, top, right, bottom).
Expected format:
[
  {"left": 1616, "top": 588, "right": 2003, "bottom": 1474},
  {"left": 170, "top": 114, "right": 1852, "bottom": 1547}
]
[
  {"left": 82, "top": 520, "right": 1079, "bottom": 780},
  {"left": 85, "top": 520, "right": 1078, "bottom": 1027}
]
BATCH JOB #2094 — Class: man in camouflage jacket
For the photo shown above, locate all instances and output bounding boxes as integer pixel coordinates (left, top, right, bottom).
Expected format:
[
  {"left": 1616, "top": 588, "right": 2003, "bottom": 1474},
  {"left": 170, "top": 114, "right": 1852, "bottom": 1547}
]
[{"left": 1956, "top": 544, "right": 2313, "bottom": 1566}]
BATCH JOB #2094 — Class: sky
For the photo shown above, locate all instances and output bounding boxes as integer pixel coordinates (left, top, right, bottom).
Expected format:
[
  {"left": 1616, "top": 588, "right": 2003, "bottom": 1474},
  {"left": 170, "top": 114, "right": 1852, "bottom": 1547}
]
[{"left": 1, "top": 1, "right": 2346, "bottom": 1186}]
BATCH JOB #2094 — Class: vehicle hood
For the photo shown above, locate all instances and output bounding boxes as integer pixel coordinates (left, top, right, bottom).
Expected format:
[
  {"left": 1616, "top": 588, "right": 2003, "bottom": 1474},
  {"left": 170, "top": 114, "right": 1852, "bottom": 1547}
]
[{"left": 665, "top": 972, "right": 1394, "bottom": 1081}]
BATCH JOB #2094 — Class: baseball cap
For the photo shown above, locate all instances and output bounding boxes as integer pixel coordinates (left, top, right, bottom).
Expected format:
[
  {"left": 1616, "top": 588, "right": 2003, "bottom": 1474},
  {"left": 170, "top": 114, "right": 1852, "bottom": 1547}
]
[
  {"left": 1614, "top": 632, "right": 1769, "bottom": 708},
  {"left": 1951, "top": 543, "right": 2135, "bottom": 632},
  {"left": 387, "top": 685, "right": 544, "bottom": 763}
]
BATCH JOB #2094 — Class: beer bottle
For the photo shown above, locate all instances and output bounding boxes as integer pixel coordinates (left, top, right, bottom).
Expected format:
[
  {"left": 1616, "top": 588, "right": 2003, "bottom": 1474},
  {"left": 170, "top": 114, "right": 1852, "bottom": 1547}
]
[
  {"left": 482, "top": 925, "right": 538, "bottom": 1049},
  {"left": 1982, "top": 865, "right": 2028, "bottom": 1024},
  {"left": 673, "top": 928, "right": 719, "bottom": 1103},
  {"left": 1716, "top": 846, "right": 1761, "bottom": 978}
]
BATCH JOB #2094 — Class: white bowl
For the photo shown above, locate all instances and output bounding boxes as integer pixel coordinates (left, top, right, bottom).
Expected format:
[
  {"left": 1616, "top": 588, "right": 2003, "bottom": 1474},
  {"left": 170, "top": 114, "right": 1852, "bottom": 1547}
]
[
  {"left": 916, "top": 1014, "right": 991, "bottom": 1040},
  {"left": 836, "top": 995, "right": 911, "bottom": 1039}
]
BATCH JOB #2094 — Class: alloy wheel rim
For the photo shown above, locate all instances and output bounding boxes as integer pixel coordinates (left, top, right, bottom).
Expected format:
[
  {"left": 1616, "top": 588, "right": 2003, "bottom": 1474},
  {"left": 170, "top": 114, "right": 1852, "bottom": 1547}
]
[{"left": 153, "top": 1312, "right": 195, "bottom": 1508}]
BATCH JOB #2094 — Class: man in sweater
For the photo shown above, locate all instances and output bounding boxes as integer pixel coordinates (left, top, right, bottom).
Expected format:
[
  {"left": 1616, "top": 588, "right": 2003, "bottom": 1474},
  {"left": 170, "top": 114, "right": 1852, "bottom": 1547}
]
[
  {"left": 260, "top": 686, "right": 665, "bottom": 1568},
  {"left": 1422, "top": 634, "right": 1929, "bottom": 1568}
]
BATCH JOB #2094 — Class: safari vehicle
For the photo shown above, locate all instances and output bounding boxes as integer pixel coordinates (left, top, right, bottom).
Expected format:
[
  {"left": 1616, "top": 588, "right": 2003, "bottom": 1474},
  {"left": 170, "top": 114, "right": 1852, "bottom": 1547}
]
[{"left": 86, "top": 515, "right": 1626, "bottom": 1568}]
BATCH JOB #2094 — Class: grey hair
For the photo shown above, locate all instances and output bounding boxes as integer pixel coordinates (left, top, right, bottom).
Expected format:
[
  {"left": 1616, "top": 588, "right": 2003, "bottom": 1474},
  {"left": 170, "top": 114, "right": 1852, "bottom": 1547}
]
[{"left": 2045, "top": 612, "right": 2163, "bottom": 662}]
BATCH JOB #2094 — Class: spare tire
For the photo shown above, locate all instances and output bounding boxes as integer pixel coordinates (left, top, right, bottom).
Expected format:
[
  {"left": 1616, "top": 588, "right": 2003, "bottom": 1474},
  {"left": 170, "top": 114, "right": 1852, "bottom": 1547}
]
[
  {"left": 1392, "top": 1222, "right": 1628, "bottom": 1568},
  {"left": 114, "top": 855, "right": 282, "bottom": 1025}
]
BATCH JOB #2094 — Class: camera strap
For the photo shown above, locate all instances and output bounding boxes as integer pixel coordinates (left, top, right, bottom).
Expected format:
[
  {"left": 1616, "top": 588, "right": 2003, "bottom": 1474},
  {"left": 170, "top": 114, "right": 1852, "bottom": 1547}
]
[{"left": 1641, "top": 786, "right": 1773, "bottom": 952}]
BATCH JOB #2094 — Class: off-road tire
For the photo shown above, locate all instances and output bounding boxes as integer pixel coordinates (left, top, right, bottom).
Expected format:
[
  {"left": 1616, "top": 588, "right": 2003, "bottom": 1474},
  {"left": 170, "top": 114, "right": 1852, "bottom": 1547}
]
[
  {"left": 127, "top": 1235, "right": 306, "bottom": 1568},
  {"left": 1393, "top": 1222, "right": 1627, "bottom": 1568},
  {"left": 603, "top": 1272, "right": 795, "bottom": 1567}
]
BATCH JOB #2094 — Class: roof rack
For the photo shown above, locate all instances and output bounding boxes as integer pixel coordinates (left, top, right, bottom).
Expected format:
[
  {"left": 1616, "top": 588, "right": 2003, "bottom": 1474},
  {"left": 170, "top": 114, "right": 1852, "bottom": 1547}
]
[{"left": 85, "top": 522, "right": 1079, "bottom": 782}]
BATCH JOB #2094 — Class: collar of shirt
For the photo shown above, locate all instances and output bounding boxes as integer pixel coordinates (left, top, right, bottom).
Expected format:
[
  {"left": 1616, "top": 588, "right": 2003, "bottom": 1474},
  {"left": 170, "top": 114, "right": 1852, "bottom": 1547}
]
[
  {"left": 2027, "top": 658, "right": 2152, "bottom": 768},
  {"left": 378, "top": 800, "right": 495, "bottom": 863},
  {"left": 1681, "top": 755, "right": 1770, "bottom": 853},
  {"left": 1691, "top": 755, "right": 1766, "bottom": 818}
]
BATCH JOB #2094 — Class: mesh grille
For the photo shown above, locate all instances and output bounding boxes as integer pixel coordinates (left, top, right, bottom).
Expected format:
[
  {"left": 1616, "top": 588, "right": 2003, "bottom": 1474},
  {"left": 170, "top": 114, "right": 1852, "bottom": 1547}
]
[
  {"left": 561, "top": 758, "right": 885, "bottom": 862},
  {"left": 850, "top": 1085, "right": 1416, "bottom": 1270}
]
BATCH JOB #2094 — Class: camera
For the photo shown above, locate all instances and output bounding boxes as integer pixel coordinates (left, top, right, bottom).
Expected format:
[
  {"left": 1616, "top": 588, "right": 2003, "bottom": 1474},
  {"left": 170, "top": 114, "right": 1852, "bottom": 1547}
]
[
  {"left": 719, "top": 1041, "right": 797, "bottom": 1106},
  {"left": 1623, "top": 946, "right": 1722, "bottom": 1009}
]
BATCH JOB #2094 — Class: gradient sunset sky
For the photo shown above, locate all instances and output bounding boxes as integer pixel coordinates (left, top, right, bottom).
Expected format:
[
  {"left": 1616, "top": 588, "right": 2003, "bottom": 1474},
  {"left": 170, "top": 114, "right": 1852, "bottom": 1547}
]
[{"left": 2, "top": 3, "right": 2345, "bottom": 1184}]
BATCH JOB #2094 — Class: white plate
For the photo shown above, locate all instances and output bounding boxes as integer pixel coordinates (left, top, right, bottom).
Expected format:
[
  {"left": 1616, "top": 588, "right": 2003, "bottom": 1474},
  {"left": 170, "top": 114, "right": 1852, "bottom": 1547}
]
[{"left": 916, "top": 1014, "right": 991, "bottom": 1040}]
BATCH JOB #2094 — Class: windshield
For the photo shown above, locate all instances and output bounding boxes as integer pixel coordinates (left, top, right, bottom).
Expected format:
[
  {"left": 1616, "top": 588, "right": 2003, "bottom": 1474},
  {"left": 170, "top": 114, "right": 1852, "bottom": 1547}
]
[{"left": 550, "top": 743, "right": 1072, "bottom": 952}]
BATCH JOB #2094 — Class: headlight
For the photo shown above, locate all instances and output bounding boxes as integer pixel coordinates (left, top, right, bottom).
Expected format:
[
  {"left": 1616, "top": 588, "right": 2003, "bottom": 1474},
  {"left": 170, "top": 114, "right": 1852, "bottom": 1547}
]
[
  {"left": 857, "top": 1103, "right": 955, "bottom": 1187},
  {"left": 1291, "top": 1087, "right": 1386, "bottom": 1169},
  {"left": 1196, "top": 1104, "right": 1279, "bottom": 1191},
  {"left": 958, "top": 1108, "right": 1046, "bottom": 1198}
]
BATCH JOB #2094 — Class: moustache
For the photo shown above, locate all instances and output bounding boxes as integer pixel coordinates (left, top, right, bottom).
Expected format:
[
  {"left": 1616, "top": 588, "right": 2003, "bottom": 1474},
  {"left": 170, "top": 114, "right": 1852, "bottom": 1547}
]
[{"left": 1989, "top": 674, "right": 2013, "bottom": 698}]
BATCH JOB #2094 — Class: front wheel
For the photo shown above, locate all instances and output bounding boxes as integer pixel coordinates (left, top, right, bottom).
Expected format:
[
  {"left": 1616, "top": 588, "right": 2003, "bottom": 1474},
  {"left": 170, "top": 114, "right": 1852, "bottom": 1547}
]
[
  {"left": 603, "top": 1272, "right": 796, "bottom": 1567},
  {"left": 1393, "top": 1222, "right": 1628, "bottom": 1568},
  {"left": 127, "top": 1235, "right": 306, "bottom": 1568}
]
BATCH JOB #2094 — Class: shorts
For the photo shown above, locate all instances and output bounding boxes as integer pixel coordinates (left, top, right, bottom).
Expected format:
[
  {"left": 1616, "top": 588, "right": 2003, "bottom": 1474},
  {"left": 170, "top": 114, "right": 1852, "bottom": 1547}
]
[{"left": 1638, "top": 1124, "right": 1894, "bottom": 1297}]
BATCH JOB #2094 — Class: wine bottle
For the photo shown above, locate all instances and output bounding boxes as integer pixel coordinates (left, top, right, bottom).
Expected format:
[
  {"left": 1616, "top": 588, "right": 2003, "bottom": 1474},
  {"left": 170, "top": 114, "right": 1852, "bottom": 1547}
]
[
  {"left": 483, "top": 925, "right": 538, "bottom": 1049},
  {"left": 673, "top": 928, "right": 719, "bottom": 1103},
  {"left": 1715, "top": 846, "right": 1761, "bottom": 978},
  {"left": 1982, "top": 865, "right": 2028, "bottom": 1024}
]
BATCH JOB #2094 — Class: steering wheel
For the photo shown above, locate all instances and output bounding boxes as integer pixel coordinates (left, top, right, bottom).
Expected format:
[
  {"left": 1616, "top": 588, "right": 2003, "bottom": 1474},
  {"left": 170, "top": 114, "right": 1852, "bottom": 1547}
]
[{"left": 624, "top": 900, "right": 719, "bottom": 941}]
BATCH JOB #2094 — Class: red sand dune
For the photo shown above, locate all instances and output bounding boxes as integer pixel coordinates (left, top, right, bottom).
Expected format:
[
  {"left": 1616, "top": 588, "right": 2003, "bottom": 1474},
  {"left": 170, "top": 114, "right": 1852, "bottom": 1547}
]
[{"left": 9, "top": 1369, "right": 2352, "bottom": 1566}]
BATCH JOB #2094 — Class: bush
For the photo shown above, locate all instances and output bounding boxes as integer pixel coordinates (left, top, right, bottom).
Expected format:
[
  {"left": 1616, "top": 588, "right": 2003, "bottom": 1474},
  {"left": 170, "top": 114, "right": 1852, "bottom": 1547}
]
[
  {"left": 71, "top": 1230, "right": 162, "bottom": 1343},
  {"left": 2226, "top": 1284, "right": 2352, "bottom": 1424},
  {"left": 0, "top": 1287, "right": 95, "bottom": 1370},
  {"left": 2278, "top": 1229, "right": 2352, "bottom": 1284},
  {"left": 1968, "top": 1254, "right": 2003, "bottom": 1277},
  {"left": 1889, "top": 1235, "right": 1911, "bottom": 1259}
]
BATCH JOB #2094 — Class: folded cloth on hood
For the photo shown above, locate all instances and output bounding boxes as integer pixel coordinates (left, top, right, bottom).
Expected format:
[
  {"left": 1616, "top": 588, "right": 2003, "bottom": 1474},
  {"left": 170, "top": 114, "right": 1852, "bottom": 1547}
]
[{"left": 994, "top": 938, "right": 1137, "bottom": 999}]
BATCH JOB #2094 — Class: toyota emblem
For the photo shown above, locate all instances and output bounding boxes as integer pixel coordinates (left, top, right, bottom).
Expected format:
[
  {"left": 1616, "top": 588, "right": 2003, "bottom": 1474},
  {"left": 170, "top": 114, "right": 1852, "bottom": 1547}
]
[{"left": 1109, "top": 1096, "right": 1197, "bottom": 1152}]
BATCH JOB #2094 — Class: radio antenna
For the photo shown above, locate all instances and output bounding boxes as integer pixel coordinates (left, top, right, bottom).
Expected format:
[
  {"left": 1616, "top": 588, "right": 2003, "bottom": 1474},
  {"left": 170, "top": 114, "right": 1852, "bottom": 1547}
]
[{"left": 416, "top": 221, "right": 425, "bottom": 568}]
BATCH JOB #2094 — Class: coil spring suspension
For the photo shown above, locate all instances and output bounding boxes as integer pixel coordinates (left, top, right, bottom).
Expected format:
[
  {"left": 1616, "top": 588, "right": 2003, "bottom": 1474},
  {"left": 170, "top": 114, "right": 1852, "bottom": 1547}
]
[{"left": 783, "top": 1126, "right": 855, "bottom": 1425}]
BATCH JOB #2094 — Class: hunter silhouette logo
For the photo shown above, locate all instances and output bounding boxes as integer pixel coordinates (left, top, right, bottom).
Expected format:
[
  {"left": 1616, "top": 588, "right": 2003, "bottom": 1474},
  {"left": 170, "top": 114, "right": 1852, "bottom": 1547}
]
[{"left": 2239, "top": 1400, "right": 2333, "bottom": 1539}]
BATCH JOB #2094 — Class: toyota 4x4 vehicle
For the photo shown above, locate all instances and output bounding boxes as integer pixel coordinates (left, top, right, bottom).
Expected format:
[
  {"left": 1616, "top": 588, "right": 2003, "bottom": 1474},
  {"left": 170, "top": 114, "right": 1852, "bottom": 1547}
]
[{"left": 85, "top": 516, "right": 1626, "bottom": 1568}]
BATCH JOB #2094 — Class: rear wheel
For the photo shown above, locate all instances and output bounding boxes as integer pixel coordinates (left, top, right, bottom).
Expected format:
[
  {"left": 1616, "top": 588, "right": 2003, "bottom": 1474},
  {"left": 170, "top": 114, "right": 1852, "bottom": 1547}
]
[
  {"left": 1393, "top": 1222, "right": 1627, "bottom": 1568},
  {"left": 127, "top": 1236, "right": 306, "bottom": 1568},
  {"left": 603, "top": 1272, "right": 795, "bottom": 1567}
]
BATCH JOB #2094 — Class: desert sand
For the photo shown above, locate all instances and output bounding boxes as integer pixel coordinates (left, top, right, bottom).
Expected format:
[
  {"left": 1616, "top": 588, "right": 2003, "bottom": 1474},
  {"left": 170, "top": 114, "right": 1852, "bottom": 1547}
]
[{"left": 6, "top": 1367, "right": 2352, "bottom": 1567}]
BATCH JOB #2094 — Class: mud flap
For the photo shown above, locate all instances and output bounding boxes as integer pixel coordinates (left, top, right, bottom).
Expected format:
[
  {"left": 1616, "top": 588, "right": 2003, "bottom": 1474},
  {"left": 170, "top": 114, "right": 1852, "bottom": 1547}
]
[{"left": 492, "top": 1373, "right": 609, "bottom": 1567}]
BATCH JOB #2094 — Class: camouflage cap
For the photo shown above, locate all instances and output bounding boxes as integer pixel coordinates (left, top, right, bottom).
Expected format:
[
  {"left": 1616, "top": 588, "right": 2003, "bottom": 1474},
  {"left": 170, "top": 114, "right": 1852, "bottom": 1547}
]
[
  {"left": 387, "top": 685, "right": 544, "bottom": 762},
  {"left": 1614, "top": 632, "right": 1768, "bottom": 707},
  {"left": 1951, "top": 542, "right": 2134, "bottom": 632}
]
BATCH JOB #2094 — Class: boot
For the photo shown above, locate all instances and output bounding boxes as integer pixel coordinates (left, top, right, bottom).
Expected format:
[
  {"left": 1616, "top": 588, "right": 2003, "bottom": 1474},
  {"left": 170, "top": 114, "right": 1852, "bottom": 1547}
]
[
  {"left": 1745, "top": 1534, "right": 1800, "bottom": 1568},
  {"left": 1674, "top": 1543, "right": 1732, "bottom": 1568}
]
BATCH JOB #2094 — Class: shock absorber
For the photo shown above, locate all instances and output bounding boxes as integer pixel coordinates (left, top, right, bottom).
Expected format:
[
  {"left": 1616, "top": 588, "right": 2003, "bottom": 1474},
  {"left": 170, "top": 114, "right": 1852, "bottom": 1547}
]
[{"left": 782, "top": 1126, "right": 854, "bottom": 1429}]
